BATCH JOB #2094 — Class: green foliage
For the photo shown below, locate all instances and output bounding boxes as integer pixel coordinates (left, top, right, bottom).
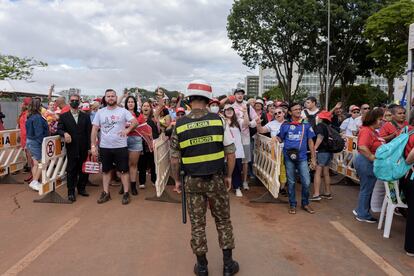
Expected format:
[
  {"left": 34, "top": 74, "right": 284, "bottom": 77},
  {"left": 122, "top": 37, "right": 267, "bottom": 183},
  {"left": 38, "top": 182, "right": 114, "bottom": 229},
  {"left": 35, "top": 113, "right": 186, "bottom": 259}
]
[
  {"left": 0, "top": 54, "right": 47, "bottom": 80},
  {"left": 330, "top": 84, "right": 388, "bottom": 108},
  {"left": 227, "top": 0, "right": 319, "bottom": 102},
  {"left": 123, "top": 87, "right": 180, "bottom": 101},
  {"left": 364, "top": 0, "right": 414, "bottom": 97},
  {"left": 263, "top": 86, "right": 284, "bottom": 101}
]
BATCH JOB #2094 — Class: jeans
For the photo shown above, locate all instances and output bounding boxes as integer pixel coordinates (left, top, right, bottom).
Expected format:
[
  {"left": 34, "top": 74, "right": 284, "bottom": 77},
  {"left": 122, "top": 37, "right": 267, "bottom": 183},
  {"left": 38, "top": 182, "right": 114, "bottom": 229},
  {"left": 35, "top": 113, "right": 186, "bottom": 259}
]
[
  {"left": 354, "top": 154, "right": 377, "bottom": 219},
  {"left": 232, "top": 158, "right": 243, "bottom": 189},
  {"left": 284, "top": 157, "right": 311, "bottom": 207}
]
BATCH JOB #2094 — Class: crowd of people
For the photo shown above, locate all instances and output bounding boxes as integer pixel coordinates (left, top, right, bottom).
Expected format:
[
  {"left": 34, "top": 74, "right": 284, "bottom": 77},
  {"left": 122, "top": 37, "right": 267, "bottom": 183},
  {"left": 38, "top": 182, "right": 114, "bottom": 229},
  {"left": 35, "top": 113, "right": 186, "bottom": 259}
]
[{"left": 15, "top": 85, "right": 413, "bottom": 258}]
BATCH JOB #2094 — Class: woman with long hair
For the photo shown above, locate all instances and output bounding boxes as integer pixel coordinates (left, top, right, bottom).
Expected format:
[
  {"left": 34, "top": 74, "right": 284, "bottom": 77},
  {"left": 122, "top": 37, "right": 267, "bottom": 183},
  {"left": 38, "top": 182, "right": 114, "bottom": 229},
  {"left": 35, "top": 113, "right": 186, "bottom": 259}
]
[
  {"left": 120, "top": 95, "right": 144, "bottom": 195},
  {"left": 25, "top": 97, "right": 49, "bottom": 191},
  {"left": 138, "top": 101, "right": 159, "bottom": 188},
  {"left": 353, "top": 108, "right": 385, "bottom": 223},
  {"left": 223, "top": 104, "right": 248, "bottom": 197}
]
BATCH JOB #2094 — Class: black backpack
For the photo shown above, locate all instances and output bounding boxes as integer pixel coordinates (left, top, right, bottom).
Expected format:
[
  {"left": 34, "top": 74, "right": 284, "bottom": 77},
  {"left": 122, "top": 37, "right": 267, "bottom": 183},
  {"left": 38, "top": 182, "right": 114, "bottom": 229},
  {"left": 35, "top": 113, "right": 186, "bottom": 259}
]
[{"left": 325, "top": 124, "right": 345, "bottom": 153}]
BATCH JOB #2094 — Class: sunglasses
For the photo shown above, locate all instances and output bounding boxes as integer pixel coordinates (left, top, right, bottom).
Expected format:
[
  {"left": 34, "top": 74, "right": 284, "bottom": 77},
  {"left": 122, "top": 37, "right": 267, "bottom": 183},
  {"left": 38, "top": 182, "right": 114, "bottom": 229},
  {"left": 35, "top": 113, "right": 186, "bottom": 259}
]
[
  {"left": 362, "top": 107, "right": 370, "bottom": 110},
  {"left": 352, "top": 111, "right": 360, "bottom": 114},
  {"left": 276, "top": 111, "right": 283, "bottom": 115}
]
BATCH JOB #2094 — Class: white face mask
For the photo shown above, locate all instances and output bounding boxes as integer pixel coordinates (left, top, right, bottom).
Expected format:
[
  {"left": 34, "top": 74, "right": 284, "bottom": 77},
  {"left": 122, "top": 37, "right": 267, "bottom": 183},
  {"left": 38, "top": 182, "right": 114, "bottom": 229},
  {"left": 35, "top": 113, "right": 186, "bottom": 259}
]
[{"left": 210, "top": 106, "right": 220, "bottom": 114}]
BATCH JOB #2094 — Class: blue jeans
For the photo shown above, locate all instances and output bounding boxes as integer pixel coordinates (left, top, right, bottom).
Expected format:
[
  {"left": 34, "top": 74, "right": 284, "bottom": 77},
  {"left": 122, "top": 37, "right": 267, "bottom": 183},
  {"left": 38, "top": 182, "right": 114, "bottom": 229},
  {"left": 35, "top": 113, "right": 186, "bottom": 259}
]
[
  {"left": 354, "top": 154, "right": 377, "bottom": 219},
  {"left": 285, "top": 157, "right": 311, "bottom": 207}
]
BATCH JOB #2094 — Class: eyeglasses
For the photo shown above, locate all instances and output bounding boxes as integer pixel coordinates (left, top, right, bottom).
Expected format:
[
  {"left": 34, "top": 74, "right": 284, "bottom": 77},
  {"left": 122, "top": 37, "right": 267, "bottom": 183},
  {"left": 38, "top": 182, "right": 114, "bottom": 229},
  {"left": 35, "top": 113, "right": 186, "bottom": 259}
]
[{"left": 276, "top": 111, "right": 283, "bottom": 115}]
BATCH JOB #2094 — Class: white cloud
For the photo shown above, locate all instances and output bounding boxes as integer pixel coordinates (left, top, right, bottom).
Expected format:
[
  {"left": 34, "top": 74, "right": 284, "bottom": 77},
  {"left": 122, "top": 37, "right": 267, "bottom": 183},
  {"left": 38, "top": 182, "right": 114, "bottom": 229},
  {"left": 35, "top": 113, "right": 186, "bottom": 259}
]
[{"left": 0, "top": 0, "right": 250, "bottom": 96}]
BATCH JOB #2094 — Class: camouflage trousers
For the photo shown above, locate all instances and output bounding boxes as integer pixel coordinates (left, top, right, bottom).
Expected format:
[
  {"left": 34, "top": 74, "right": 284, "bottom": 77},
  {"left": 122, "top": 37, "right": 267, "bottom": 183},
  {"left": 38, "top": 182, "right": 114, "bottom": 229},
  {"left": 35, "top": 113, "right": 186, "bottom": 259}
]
[{"left": 185, "top": 174, "right": 235, "bottom": 255}]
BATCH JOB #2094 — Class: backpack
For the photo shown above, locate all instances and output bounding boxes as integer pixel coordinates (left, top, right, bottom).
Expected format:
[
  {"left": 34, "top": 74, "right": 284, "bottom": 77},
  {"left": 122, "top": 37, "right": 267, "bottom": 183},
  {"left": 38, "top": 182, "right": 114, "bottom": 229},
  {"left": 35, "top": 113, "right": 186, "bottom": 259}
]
[
  {"left": 373, "top": 126, "right": 414, "bottom": 181},
  {"left": 325, "top": 123, "right": 345, "bottom": 153}
]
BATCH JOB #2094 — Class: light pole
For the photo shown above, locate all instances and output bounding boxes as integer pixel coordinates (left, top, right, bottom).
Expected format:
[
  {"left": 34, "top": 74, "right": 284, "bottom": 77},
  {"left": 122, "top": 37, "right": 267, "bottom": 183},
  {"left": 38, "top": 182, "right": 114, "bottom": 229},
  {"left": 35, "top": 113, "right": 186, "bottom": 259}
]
[{"left": 325, "top": 0, "right": 331, "bottom": 109}]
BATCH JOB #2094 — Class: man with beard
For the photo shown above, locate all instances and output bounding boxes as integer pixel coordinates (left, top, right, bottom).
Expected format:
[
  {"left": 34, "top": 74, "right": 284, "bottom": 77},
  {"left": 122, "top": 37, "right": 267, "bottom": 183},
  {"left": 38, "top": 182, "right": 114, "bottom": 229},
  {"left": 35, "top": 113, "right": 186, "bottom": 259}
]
[{"left": 91, "top": 89, "right": 138, "bottom": 205}]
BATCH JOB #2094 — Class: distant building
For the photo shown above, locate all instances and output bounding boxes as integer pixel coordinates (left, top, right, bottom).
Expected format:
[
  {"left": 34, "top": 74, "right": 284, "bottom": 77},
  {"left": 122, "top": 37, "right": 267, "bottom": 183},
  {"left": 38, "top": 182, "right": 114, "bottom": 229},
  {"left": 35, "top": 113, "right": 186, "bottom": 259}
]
[
  {"left": 259, "top": 68, "right": 278, "bottom": 96},
  {"left": 245, "top": 76, "right": 259, "bottom": 98}
]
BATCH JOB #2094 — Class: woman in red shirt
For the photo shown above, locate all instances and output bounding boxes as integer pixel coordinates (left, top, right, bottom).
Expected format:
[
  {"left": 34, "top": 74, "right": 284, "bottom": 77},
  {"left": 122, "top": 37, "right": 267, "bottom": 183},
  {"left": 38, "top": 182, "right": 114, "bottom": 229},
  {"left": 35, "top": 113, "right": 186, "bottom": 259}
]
[
  {"left": 353, "top": 108, "right": 385, "bottom": 223},
  {"left": 401, "top": 116, "right": 414, "bottom": 257}
]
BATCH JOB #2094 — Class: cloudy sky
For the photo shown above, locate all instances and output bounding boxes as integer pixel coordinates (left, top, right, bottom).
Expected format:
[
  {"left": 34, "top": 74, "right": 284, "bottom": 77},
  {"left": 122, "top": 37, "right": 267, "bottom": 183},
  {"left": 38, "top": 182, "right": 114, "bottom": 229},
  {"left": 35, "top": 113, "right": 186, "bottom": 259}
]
[{"left": 0, "top": 0, "right": 253, "bottom": 96}]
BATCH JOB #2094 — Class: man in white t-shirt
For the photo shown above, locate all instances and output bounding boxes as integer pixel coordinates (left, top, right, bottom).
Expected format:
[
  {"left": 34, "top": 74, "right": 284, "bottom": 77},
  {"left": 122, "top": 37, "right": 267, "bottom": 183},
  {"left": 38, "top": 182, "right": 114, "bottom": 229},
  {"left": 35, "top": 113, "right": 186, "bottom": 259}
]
[
  {"left": 340, "top": 105, "right": 360, "bottom": 136},
  {"left": 256, "top": 107, "right": 285, "bottom": 138},
  {"left": 301, "top": 96, "right": 320, "bottom": 128},
  {"left": 231, "top": 88, "right": 258, "bottom": 190},
  {"left": 91, "top": 89, "right": 137, "bottom": 205}
]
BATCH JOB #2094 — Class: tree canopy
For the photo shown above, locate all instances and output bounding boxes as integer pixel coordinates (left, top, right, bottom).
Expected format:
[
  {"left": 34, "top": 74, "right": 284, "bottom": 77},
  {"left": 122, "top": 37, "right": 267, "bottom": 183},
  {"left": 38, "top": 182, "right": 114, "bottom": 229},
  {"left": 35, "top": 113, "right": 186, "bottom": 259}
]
[
  {"left": 364, "top": 0, "right": 414, "bottom": 99},
  {"left": 0, "top": 54, "right": 47, "bottom": 80}
]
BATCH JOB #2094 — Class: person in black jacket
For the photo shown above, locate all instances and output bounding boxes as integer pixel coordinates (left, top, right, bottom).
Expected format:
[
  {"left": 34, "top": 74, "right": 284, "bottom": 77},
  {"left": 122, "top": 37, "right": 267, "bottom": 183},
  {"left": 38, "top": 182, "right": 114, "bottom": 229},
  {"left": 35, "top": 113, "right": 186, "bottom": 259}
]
[{"left": 57, "top": 93, "right": 92, "bottom": 202}]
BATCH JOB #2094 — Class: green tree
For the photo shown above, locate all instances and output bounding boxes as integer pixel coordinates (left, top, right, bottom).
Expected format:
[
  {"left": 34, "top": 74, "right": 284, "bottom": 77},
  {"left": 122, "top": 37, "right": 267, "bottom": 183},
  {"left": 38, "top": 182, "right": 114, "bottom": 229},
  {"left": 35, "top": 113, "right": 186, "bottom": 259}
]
[
  {"left": 312, "top": 0, "right": 390, "bottom": 107},
  {"left": 227, "top": 0, "right": 319, "bottom": 102},
  {"left": 330, "top": 84, "right": 388, "bottom": 107},
  {"left": 364, "top": 0, "right": 414, "bottom": 100},
  {"left": 0, "top": 54, "right": 47, "bottom": 80}
]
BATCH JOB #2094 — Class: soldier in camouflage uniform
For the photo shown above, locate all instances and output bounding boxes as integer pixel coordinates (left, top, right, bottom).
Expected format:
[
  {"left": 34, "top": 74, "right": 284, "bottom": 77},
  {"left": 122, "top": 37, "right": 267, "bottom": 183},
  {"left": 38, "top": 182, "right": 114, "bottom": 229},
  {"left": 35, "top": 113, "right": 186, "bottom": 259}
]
[{"left": 171, "top": 80, "right": 239, "bottom": 276}]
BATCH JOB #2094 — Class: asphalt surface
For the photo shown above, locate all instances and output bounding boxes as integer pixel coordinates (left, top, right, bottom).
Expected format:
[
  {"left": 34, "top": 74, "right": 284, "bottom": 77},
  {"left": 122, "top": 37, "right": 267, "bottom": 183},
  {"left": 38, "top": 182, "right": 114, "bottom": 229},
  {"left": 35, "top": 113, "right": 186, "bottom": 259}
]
[{"left": 0, "top": 174, "right": 413, "bottom": 276}]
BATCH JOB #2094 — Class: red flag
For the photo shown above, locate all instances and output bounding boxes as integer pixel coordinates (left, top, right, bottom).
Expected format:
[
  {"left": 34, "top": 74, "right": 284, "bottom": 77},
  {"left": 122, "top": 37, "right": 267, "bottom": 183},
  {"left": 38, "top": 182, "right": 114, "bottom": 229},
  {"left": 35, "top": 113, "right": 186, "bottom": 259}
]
[{"left": 136, "top": 123, "right": 154, "bottom": 152}]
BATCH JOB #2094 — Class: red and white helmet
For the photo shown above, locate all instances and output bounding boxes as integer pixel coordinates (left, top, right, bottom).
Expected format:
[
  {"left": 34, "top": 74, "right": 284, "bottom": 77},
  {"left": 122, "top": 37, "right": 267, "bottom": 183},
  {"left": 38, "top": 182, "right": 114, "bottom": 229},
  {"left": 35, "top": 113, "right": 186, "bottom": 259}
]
[{"left": 186, "top": 80, "right": 213, "bottom": 100}]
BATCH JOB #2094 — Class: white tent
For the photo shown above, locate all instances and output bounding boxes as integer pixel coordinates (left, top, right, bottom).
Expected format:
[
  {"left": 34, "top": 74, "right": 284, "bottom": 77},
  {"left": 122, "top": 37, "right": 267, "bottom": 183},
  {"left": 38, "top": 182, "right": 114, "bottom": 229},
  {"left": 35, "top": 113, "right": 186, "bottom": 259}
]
[{"left": 0, "top": 80, "right": 60, "bottom": 97}]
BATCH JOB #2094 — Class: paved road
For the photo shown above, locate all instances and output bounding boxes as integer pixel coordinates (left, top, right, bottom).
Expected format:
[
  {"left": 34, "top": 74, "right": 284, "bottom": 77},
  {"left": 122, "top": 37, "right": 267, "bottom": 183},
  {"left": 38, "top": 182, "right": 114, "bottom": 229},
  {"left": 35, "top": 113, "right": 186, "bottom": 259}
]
[{"left": 0, "top": 174, "right": 413, "bottom": 276}]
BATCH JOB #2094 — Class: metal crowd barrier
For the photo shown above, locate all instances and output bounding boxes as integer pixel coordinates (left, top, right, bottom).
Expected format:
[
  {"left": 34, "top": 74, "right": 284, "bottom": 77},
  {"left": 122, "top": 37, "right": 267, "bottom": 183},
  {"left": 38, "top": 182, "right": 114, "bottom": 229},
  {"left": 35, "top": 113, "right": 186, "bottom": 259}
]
[
  {"left": 251, "top": 134, "right": 286, "bottom": 203},
  {"left": 329, "top": 136, "right": 360, "bottom": 183},
  {"left": 0, "top": 129, "right": 27, "bottom": 184},
  {"left": 146, "top": 134, "right": 179, "bottom": 203},
  {"left": 34, "top": 135, "right": 70, "bottom": 204}
]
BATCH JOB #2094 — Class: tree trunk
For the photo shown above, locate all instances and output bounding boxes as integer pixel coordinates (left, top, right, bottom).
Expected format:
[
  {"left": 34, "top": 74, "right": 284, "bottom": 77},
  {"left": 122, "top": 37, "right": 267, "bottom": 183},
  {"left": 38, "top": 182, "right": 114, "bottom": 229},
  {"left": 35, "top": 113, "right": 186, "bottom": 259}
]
[{"left": 387, "top": 78, "right": 394, "bottom": 102}]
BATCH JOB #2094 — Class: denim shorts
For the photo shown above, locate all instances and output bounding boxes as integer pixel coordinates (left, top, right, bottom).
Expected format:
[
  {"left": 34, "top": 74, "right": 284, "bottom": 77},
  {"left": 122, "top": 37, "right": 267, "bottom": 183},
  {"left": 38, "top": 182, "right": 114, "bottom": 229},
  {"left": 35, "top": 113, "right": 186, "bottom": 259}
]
[
  {"left": 127, "top": 136, "right": 143, "bottom": 152},
  {"left": 317, "top": 152, "right": 333, "bottom": 167},
  {"left": 26, "top": 139, "right": 42, "bottom": 161}
]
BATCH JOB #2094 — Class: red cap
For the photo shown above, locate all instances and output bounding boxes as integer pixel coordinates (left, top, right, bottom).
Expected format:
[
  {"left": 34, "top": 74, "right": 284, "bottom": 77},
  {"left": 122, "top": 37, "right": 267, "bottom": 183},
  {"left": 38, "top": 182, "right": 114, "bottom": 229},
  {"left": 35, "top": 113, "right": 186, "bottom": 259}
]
[
  {"left": 23, "top": 97, "right": 31, "bottom": 106},
  {"left": 176, "top": 107, "right": 185, "bottom": 114},
  {"left": 209, "top": 98, "right": 220, "bottom": 106},
  {"left": 318, "top": 111, "right": 332, "bottom": 122}
]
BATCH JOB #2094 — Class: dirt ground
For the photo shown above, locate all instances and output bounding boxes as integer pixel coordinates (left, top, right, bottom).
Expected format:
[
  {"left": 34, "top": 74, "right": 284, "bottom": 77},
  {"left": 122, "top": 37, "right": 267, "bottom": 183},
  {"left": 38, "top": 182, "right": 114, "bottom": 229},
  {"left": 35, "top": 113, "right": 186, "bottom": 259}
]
[{"left": 0, "top": 174, "right": 413, "bottom": 276}]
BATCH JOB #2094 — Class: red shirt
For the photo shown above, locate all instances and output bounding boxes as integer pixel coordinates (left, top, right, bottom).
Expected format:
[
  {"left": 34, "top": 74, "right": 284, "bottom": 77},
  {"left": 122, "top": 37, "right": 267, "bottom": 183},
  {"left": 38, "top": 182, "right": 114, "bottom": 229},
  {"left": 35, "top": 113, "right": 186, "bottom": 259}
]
[
  {"left": 128, "top": 113, "right": 146, "bottom": 136},
  {"left": 405, "top": 126, "right": 414, "bottom": 158},
  {"left": 358, "top": 126, "right": 384, "bottom": 154},
  {"left": 60, "top": 105, "right": 70, "bottom": 114},
  {"left": 379, "top": 121, "right": 408, "bottom": 139},
  {"left": 267, "top": 112, "right": 273, "bottom": 122}
]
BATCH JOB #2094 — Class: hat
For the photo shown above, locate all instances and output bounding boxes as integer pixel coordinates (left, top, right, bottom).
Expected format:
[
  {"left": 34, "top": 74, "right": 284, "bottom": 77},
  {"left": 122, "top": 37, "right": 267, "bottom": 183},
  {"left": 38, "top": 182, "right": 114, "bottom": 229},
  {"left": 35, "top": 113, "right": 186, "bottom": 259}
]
[
  {"left": 279, "top": 102, "right": 289, "bottom": 108},
  {"left": 255, "top": 99, "right": 264, "bottom": 106},
  {"left": 186, "top": 80, "right": 213, "bottom": 99},
  {"left": 209, "top": 98, "right": 220, "bottom": 106},
  {"left": 223, "top": 104, "right": 233, "bottom": 111},
  {"left": 23, "top": 97, "right": 31, "bottom": 106},
  {"left": 317, "top": 111, "right": 332, "bottom": 122},
  {"left": 350, "top": 105, "right": 360, "bottom": 112},
  {"left": 266, "top": 100, "right": 274, "bottom": 107},
  {"left": 233, "top": 88, "right": 245, "bottom": 95},
  {"left": 176, "top": 107, "right": 185, "bottom": 114},
  {"left": 81, "top": 102, "right": 90, "bottom": 111}
]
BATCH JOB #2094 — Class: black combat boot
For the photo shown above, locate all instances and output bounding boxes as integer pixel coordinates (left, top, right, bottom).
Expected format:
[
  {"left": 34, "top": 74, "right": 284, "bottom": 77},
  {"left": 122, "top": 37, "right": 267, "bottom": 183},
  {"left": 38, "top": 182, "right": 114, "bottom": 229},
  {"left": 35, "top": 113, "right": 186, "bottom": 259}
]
[
  {"left": 194, "top": 254, "right": 208, "bottom": 276},
  {"left": 130, "top": 182, "right": 138, "bottom": 196},
  {"left": 223, "top": 249, "right": 239, "bottom": 276}
]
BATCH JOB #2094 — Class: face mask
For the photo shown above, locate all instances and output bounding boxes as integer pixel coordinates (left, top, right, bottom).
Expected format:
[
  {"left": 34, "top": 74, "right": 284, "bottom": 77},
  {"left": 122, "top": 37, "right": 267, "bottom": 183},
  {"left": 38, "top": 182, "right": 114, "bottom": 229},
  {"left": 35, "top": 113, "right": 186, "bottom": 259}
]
[
  {"left": 210, "top": 106, "right": 219, "bottom": 114},
  {"left": 70, "top": 100, "right": 80, "bottom": 109}
]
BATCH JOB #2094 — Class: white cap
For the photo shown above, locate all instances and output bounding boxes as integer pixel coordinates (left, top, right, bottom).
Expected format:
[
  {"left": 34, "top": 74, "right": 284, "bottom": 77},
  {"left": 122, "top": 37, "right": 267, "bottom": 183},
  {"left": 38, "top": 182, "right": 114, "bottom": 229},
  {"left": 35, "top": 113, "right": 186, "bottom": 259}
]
[
  {"left": 266, "top": 100, "right": 274, "bottom": 106},
  {"left": 186, "top": 80, "right": 213, "bottom": 100}
]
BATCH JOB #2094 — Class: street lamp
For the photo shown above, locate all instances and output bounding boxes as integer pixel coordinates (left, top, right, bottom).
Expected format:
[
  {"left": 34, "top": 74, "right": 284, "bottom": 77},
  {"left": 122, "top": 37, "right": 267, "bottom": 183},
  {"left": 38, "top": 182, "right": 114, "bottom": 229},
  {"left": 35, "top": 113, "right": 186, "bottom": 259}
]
[{"left": 325, "top": 0, "right": 331, "bottom": 109}]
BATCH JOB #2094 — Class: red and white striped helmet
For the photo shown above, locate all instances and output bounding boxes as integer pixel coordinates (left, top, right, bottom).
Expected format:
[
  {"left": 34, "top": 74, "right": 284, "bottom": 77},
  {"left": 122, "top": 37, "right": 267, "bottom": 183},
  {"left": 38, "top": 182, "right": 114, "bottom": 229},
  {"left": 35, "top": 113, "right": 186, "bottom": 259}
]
[{"left": 186, "top": 80, "right": 213, "bottom": 100}]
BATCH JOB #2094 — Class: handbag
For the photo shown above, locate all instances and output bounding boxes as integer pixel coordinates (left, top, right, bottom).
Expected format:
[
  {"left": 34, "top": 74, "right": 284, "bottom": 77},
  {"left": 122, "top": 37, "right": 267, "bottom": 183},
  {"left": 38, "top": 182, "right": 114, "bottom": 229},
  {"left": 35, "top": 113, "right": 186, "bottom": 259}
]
[
  {"left": 286, "top": 124, "right": 305, "bottom": 161},
  {"left": 82, "top": 154, "right": 102, "bottom": 174}
]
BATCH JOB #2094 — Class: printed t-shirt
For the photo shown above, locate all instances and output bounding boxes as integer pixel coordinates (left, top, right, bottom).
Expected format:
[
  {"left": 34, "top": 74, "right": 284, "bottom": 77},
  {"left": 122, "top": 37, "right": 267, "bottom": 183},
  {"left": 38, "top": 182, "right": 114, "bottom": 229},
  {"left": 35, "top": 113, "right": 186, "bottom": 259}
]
[
  {"left": 92, "top": 106, "right": 134, "bottom": 148},
  {"left": 278, "top": 121, "right": 315, "bottom": 161},
  {"left": 232, "top": 102, "right": 258, "bottom": 145},
  {"left": 357, "top": 126, "right": 384, "bottom": 154}
]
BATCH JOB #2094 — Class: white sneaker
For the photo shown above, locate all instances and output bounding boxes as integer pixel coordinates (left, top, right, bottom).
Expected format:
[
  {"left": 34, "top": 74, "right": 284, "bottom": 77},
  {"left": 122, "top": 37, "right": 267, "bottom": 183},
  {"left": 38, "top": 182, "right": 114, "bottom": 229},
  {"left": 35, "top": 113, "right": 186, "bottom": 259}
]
[
  {"left": 29, "top": 180, "right": 40, "bottom": 191},
  {"left": 242, "top": 182, "right": 249, "bottom": 190},
  {"left": 407, "top": 252, "right": 414, "bottom": 257},
  {"left": 235, "top": 189, "right": 243, "bottom": 197},
  {"left": 139, "top": 184, "right": 146, "bottom": 189}
]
